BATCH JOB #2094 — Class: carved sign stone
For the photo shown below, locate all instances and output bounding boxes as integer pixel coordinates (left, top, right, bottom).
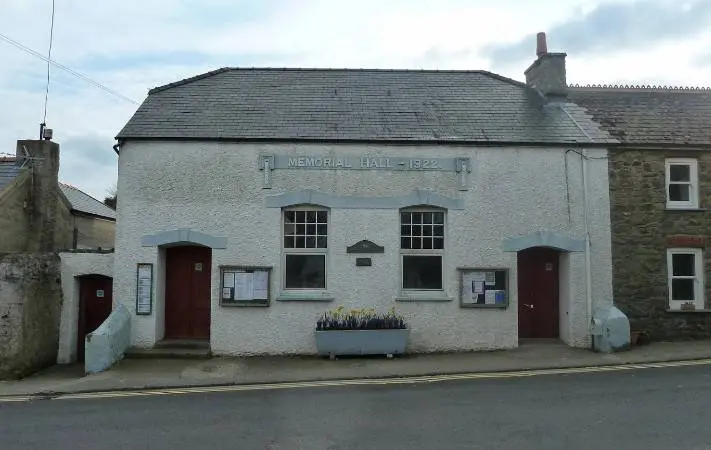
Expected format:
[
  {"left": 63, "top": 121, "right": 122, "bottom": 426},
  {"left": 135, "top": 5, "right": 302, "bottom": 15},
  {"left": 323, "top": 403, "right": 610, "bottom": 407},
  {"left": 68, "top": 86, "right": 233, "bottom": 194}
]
[{"left": 347, "top": 240, "right": 384, "bottom": 254}]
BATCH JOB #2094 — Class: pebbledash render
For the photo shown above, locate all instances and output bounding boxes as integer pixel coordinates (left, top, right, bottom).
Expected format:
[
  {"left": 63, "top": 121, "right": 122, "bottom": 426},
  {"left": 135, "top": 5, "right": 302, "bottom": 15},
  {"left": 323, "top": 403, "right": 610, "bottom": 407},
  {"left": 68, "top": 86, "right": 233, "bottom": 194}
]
[{"left": 112, "top": 34, "right": 616, "bottom": 355}]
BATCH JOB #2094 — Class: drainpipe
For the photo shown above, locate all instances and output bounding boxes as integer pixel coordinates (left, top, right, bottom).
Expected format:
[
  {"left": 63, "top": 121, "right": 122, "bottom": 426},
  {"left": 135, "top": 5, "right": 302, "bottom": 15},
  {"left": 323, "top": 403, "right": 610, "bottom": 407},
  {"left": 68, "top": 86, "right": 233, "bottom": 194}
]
[
  {"left": 580, "top": 147, "right": 593, "bottom": 348},
  {"left": 560, "top": 105, "right": 594, "bottom": 348}
]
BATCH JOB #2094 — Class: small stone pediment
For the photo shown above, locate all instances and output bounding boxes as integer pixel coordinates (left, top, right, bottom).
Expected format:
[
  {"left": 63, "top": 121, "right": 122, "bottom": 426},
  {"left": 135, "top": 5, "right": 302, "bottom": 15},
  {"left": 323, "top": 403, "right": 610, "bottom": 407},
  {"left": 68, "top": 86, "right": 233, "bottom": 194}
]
[{"left": 346, "top": 240, "right": 384, "bottom": 254}]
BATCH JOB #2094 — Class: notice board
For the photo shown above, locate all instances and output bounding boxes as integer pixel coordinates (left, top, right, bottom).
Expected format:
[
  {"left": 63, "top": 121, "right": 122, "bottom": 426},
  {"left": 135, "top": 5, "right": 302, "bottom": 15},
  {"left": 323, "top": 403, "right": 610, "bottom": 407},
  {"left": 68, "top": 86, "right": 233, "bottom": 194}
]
[
  {"left": 220, "top": 266, "right": 272, "bottom": 307},
  {"left": 458, "top": 267, "right": 508, "bottom": 308}
]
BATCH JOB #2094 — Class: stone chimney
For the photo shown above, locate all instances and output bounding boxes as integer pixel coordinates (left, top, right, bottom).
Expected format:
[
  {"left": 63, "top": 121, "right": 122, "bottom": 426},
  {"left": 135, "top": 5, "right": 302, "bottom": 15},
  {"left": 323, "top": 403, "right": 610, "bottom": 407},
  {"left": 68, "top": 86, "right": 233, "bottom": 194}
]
[
  {"left": 524, "top": 32, "right": 567, "bottom": 98},
  {"left": 16, "top": 139, "right": 60, "bottom": 252}
]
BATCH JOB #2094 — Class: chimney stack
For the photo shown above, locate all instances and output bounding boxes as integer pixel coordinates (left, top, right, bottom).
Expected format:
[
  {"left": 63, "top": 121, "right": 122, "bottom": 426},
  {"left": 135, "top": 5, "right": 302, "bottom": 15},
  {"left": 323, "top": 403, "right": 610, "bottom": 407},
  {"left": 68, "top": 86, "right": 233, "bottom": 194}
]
[
  {"left": 525, "top": 31, "right": 567, "bottom": 99},
  {"left": 536, "top": 32, "right": 548, "bottom": 57},
  {"left": 16, "top": 139, "right": 60, "bottom": 252}
]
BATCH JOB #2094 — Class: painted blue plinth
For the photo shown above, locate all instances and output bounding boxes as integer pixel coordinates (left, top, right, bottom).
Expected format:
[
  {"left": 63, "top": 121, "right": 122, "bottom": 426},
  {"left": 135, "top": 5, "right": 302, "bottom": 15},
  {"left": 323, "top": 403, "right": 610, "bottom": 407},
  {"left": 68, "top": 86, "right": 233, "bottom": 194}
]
[{"left": 314, "top": 329, "right": 410, "bottom": 357}]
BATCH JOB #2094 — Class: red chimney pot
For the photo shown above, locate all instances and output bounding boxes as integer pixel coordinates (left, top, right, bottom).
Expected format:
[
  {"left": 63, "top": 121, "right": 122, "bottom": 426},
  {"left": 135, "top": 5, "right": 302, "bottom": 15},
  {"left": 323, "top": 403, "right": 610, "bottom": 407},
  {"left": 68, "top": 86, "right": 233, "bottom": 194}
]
[{"left": 536, "top": 32, "right": 548, "bottom": 57}]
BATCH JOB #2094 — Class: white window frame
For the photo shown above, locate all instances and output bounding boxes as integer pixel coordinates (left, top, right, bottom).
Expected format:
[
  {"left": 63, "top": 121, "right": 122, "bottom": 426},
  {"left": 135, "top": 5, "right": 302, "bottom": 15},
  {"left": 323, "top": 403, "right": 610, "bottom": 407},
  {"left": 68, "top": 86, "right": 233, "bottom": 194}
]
[
  {"left": 667, "top": 248, "right": 704, "bottom": 310},
  {"left": 399, "top": 207, "right": 445, "bottom": 292},
  {"left": 281, "top": 205, "right": 329, "bottom": 291},
  {"left": 665, "top": 158, "right": 698, "bottom": 209}
]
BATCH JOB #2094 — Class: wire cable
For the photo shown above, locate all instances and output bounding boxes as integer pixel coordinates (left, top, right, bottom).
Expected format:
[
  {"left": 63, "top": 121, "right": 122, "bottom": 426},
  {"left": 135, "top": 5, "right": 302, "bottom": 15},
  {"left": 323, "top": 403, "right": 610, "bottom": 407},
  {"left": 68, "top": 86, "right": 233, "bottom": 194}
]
[
  {"left": 0, "top": 31, "right": 139, "bottom": 105},
  {"left": 42, "top": 0, "right": 55, "bottom": 124}
]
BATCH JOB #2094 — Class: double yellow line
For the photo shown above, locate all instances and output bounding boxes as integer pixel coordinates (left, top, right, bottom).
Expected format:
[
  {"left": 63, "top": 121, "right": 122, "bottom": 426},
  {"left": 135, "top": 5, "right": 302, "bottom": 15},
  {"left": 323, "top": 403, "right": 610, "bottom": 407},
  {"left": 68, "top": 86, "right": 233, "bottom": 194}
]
[{"left": 2, "top": 358, "right": 711, "bottom": 403}]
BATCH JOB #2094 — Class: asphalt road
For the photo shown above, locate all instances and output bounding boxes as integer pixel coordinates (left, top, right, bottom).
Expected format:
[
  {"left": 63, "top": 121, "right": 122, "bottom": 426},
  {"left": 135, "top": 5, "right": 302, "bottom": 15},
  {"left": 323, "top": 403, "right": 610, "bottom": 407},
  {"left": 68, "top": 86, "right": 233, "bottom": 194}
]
[{"left": 2, "top": 365, "right": 711, "bottom": 450}]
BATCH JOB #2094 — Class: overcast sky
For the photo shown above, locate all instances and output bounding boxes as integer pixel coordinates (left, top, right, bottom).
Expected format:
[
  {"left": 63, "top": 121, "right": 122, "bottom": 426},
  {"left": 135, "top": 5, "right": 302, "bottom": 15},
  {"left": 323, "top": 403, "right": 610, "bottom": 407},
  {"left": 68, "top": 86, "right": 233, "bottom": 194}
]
[{"left": 2, "top": 0, "right": 711, "bottom": 200}]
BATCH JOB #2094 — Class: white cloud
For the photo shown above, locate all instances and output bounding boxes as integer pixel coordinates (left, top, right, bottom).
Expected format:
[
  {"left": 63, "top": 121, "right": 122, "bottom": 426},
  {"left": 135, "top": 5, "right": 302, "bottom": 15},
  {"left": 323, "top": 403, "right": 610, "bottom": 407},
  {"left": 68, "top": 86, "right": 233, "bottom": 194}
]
[{"left": 1, "top": 0, "right": 710, "bottom": 200}]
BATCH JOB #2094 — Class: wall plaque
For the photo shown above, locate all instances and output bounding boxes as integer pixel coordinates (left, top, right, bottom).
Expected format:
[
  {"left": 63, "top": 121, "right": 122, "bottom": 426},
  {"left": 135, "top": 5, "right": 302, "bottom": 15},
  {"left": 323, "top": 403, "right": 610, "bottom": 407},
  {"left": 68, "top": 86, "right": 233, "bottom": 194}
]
[
  {"left": 259, "top": 154, "right": 471, "bottom": 190},
  {"left": 356, "top": 257, "right": 372, "bottom": 267},
  {"left": 347, "top": 240, "right": 385, "bottom": 254}
]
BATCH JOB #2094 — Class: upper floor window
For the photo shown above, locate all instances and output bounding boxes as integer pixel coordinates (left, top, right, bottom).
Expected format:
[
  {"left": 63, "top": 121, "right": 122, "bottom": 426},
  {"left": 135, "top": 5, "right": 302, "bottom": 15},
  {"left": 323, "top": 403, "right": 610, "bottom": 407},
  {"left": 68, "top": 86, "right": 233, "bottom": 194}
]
[
  {"left": 282, "top": 206, "right": 328, "bottom": 289},
  {"left": 400, "top": 209, "right": 445, "bottom": 290},
  {"left": 665, "top": 158, "right": 698, "bottom": 209}
]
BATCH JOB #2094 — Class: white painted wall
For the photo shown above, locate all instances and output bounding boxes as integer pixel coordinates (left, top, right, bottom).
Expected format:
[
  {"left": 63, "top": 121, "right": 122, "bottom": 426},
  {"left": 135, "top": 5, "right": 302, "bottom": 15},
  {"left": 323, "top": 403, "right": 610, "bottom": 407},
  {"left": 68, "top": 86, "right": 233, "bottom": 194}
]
[
  {"left": 57, "top": 251, "right": 114, "bottom": 364},
  {"left": 113, "top": 141, "right": 613, "bottom": 354}
]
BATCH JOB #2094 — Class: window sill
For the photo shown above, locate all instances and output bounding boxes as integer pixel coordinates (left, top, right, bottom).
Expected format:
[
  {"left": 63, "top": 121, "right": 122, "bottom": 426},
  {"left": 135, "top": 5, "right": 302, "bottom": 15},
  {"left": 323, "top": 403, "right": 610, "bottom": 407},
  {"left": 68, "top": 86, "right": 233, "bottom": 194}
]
[
  {"left": 276, "top": 291, "right": 335, "bottom": 302},
  {"left": 221, "top": 300, "right": 269, "bottom": 308},
  {"left": 395, "top": 291, "right": 452, "bottom": 302},
  {"left": 665, "top": 206, "right": 706, "bottom": 212},
  {"left": 460, "top": 303, "right": 508, "bottom": 309},
  {"left": 666, "top": 308, "right": 711, "bottom": 313}
]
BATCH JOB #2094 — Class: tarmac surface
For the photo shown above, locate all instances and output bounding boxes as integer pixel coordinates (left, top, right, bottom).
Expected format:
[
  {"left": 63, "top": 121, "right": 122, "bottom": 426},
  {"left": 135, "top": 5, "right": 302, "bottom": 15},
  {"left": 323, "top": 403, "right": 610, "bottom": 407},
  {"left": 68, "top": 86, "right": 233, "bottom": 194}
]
[{"left": 2, "top": 363, "right": 710, "bottom": 449}]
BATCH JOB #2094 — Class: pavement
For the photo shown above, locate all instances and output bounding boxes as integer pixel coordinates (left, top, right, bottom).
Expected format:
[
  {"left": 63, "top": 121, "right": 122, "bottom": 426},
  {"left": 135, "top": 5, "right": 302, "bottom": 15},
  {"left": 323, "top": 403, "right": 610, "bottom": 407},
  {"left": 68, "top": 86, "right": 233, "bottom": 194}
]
[
  {"left": 2, "top": 338, "right": 711, "bottom": 397},
  {"left": 3, "top": 363, "right": 711, "bottom": 449}
]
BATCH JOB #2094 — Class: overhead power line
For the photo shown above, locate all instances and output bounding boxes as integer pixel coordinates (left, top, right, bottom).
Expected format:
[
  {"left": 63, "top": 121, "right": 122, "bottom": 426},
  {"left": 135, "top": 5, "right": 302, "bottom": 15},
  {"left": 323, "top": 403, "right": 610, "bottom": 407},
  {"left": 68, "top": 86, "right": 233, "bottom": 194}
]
[{"left": 0, "top": 31, "right": 140, "bottom": 105}]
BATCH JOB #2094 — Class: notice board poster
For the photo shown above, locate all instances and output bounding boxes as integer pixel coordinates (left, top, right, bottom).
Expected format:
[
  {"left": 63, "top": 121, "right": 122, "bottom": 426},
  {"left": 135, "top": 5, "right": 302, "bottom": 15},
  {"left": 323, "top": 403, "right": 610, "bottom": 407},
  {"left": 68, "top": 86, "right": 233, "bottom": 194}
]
[
  {"left": 459, "top": 268, "right": 508, "bottom": 308},
  {"left": 135, "top": 263, "right": 153, "bottom": 315},
  {"left": 220, "top": 266, "right": 271, "bottom": 306}
]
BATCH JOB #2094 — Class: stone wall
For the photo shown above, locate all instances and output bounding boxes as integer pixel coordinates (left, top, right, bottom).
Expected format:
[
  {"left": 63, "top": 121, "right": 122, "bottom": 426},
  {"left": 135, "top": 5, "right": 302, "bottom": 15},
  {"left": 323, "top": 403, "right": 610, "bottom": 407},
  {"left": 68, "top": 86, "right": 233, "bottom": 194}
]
[
  {"left": 75, "top": 215, "right": 115, "bottom": 249},
  {"left": 21, "top": 140, "right": 61, "bottom": 253},
  {"left": 55, "top": 194, "right": 75, "bottom": 250},
  {"left": 609, "top": 149, "right": 711, "bottom": 340},
  {"left": 0, "top": 253, "right": 62, "bottom": 379},
  {"left": 0, "top": 171, "right": 31, "bottom": 253}
]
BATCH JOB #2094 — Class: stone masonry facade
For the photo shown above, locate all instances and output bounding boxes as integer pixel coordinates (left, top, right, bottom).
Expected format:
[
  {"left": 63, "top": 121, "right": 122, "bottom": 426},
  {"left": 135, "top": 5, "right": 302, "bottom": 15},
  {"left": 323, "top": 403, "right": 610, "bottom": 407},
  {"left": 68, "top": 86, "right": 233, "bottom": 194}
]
[{"left": 609, "top": 149, "right": 711, "bottom": 340}]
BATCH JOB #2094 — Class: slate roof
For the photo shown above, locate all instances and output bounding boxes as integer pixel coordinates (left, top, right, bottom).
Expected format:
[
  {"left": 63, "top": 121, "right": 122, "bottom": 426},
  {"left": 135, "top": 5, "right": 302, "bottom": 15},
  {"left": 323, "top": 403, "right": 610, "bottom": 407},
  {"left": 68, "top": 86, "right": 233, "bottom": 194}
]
[
  {"left": 116, "top": 67, "right": 613, "bottom": 145},
  {"left": 59, "top": 183, "right": 116, "bottom": 220},
  {"left": 568, "top": 86, "right": 711, "bottom": 146},
  {"left": 0, "top": 158, "right": 24, "bottom": 192}
]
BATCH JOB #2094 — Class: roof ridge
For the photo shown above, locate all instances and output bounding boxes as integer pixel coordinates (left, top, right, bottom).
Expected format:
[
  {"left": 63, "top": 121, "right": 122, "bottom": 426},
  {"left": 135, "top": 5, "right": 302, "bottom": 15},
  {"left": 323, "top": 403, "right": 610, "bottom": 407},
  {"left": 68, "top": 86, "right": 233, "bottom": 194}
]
[
  {"left": 569, "top": 83, "right": 711, "bottom": 93},
  {"left": 148, "top": 67, "right": 231, "bottom": 94},
  {"left": 146, "top": 67, "right": 528, "bottom": 95},
  {"left": 477, "top": 70, "right": 526, "bottom": 88}
]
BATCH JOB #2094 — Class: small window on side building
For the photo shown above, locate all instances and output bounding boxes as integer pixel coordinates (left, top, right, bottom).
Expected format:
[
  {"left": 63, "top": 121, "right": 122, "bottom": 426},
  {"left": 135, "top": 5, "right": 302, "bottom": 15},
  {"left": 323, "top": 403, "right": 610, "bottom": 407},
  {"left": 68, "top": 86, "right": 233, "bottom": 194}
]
[{"left": 665, "top": 158, "right": 698, "bottom": 209}]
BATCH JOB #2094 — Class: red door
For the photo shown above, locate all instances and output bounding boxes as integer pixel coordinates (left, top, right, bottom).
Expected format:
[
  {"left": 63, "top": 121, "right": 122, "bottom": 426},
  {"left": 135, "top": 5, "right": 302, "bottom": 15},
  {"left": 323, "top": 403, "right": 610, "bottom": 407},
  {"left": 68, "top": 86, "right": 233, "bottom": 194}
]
[
  {"left": 517, "top": 247, "right": 559, "bottom": 339},
  {"left": 165, "top": 245, "right": 212, "bottom": 339},
  {"left": 77, "top": 277, "right": 113, "bottom": 361}
]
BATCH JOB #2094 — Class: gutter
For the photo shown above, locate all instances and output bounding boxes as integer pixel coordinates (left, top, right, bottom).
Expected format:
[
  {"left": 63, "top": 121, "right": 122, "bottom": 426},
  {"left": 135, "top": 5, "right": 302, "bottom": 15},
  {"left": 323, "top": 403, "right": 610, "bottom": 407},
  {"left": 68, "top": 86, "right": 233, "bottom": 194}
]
[
  {"left": 110, "top": 135, "right": 611, "bottom": 149},
  {"left": 559, "top": 104, "right": 595, "bottom": 349}
]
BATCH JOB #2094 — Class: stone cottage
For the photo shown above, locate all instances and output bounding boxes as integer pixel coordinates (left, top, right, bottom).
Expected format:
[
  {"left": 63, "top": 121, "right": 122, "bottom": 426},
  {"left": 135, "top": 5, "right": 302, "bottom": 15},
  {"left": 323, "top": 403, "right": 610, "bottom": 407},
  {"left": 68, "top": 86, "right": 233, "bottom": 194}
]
[{"left": 570, "top": 84, "right": 711, "bottom": 340}]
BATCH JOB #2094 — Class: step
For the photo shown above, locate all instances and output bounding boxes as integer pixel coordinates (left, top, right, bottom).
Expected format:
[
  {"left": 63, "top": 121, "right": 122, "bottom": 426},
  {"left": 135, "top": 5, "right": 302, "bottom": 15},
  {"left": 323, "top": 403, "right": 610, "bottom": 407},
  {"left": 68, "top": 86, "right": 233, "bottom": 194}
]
[
  {"left": 154, "top": 339, "right": 210, "bottom": 350},
  {"left": 125, "top": 340, "right": 211, "bottom": 359}
]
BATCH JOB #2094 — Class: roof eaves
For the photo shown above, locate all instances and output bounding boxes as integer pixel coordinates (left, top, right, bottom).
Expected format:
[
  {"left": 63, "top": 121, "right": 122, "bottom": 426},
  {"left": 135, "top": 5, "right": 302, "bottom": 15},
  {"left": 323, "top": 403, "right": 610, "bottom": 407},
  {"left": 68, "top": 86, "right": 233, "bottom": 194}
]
[
  {"left": 70, "top": 209, "right": 117, "bottom": 221},
  {"left": 103, "top": 135, "right": 611, "bottom": 148}
]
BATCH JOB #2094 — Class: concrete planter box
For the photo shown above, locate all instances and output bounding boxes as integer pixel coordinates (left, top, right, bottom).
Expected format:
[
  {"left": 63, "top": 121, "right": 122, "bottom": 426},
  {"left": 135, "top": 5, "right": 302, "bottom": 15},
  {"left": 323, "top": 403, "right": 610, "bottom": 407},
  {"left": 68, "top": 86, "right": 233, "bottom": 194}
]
[{"left": 314, "top": 329, "right": 410, "bottom": 358}]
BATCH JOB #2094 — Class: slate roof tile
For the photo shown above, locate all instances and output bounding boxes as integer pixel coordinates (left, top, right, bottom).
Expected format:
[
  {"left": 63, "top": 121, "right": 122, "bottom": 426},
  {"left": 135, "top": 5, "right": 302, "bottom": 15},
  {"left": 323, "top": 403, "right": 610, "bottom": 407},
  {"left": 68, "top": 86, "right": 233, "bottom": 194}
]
[
  {"left": 0, "top": 160, "right": 23, "bottom": 192},
  {"left": 59, "top": 183, "right": 116, "bottom": 220},
  {"left": 116, "top": 68, "right": 612, "bottom": 145},
  {"left": 568, "top": 87, "right": 711, "bottom": 145}
]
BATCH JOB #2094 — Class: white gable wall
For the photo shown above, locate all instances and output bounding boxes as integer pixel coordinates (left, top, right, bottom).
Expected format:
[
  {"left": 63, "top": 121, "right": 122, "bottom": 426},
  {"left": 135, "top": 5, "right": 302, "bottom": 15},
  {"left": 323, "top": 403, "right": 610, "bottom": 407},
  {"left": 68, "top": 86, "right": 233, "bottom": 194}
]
[{"left": 113, "top": 141, "right": 612, "bottom": 354}]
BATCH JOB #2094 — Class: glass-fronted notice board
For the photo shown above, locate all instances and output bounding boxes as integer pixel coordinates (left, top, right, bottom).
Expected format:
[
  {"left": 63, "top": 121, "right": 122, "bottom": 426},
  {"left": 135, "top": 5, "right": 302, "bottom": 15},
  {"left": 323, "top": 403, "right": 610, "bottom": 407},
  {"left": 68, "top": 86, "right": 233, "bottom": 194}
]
[{"left": 458, "top": 267, "right": 508, "bottom": 308}]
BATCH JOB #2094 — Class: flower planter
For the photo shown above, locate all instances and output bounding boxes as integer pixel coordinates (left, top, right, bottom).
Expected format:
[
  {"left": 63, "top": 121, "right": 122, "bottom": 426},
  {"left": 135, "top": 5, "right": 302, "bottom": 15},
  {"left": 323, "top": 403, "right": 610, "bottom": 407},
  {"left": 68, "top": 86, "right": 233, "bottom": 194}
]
[{"left": 314, "top": 329, "right": 410, "bottom": 358}]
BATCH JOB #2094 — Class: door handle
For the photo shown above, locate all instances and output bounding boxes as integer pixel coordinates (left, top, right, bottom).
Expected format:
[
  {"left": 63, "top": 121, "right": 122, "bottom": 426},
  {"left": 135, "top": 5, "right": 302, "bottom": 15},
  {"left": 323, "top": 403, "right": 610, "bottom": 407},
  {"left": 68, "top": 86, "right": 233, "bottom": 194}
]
[{"left": 523, "top": 303, "right": 534, "bottom": 310}]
